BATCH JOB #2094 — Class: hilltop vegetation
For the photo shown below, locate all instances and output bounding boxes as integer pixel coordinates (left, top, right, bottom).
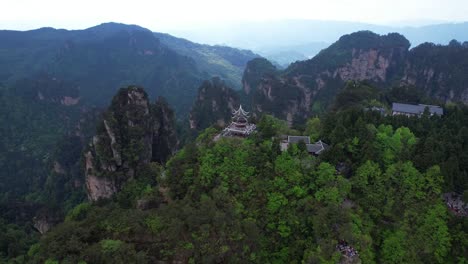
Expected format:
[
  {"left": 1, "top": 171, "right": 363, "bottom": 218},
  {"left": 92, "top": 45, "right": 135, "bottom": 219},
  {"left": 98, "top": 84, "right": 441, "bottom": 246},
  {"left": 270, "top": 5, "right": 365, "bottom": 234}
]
[
  {"left": 5, "top": 84, "right": 464, "bottom": 264},
  {"left": 1, "top": 26, "right": 468, "bottom": 263}
]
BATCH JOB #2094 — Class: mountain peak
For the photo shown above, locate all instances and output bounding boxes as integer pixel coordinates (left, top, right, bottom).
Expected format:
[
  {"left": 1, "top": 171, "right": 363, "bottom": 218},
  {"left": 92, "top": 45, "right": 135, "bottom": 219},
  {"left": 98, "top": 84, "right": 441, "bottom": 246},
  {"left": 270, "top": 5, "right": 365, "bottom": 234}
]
[
  {"left": 336, "top": 31, "right": 410, "bottom": 50},
  {"left": 86, "top": 22, "right": 150, "bottom": 34}
]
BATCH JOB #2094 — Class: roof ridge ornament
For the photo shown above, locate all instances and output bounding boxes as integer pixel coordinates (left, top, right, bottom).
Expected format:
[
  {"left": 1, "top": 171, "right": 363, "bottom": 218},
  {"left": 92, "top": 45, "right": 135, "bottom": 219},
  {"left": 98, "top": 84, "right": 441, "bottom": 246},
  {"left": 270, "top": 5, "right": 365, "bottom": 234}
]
[{"left": 218, "top": 105, "right": 256, "bottom": 138}]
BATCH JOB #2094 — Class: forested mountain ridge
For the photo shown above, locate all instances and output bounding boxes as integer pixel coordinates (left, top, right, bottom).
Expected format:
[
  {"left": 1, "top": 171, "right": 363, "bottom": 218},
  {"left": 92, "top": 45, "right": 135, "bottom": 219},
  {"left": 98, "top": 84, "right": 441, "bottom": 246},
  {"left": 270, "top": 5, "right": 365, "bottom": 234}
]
[
  {"left": 2, "top": 25, "right": 468, "bottom": 263},
  {"left": 242, "top": 31, "right": 468, "bottom": 125},
  {"left": 0, "top": 22, "right": 256, "bottom": 260},
  {"left": 403, "top": 40, "right": 468, "bottom": 102},
  {"left": 153, "top": 32, "right": 260, "bottom": 89},
  {"left": 22, "top": 83, "right": 468, "bottom": 263},
  {"left": 0, "top": 22, "right": 257, "bottom": 115},
  {"left": 0, "top": 23, "right": 198, "bottom": 114}
]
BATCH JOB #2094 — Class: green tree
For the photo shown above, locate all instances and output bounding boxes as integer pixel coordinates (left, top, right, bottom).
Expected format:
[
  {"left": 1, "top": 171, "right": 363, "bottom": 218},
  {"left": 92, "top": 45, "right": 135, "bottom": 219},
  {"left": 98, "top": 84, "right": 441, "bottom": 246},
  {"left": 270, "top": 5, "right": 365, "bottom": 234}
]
[
  {"left": 381, "top": 230, "right": 408, "bottom": 264},
  {"left": 305, "top": 117, "right": 322, "bottom": 141}
]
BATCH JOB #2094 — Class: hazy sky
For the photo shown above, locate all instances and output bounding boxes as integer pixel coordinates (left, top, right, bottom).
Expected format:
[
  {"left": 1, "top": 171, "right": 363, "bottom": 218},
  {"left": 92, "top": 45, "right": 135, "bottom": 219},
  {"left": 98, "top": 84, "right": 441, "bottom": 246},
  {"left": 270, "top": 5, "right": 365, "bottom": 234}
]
[{"left": 1, "top": 0, "right": 468, "bottom": 31}]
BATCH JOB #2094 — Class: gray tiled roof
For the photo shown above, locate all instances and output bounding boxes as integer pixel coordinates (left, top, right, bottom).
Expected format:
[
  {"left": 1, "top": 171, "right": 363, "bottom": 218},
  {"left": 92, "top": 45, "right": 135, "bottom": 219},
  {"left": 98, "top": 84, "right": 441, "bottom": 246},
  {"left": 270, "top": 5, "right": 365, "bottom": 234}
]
[
  {"left": 306, "top": 140, "right": 329, "bottom": 155},
  {"left": 392, "top": 103, "right": 443, "bottom": 116},
  {"left": 288, "top": 136, "right": 311, "bottom": 144}
]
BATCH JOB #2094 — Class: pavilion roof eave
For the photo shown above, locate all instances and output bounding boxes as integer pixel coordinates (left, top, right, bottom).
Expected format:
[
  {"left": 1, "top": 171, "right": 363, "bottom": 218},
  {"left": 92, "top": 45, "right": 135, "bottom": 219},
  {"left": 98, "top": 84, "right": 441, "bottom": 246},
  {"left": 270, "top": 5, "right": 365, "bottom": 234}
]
[{"left": 232, "top": 105, "right": 250, "bottom": 116}]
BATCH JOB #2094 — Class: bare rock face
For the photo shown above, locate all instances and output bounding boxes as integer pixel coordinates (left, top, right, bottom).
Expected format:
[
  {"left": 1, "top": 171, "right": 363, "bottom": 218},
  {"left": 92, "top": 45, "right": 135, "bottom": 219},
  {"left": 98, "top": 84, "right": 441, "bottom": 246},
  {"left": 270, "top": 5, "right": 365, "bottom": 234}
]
[
  {"left": 85, "top": 174, "right": 118, "bottom": 201},
  {"left": 60, "top": 96, "right": 80, "bottom": 106},
  {"left": 53, "top": 161, "right": 66, "bottom": 174},
  {"left": 32, "top": 209, "right": 62, "bottom": 234},
  {"left": 84, "top": 151, "right": 118, "bottom": 201},
  {"left": 334, "top": 49, "right": 391, "bottom": 82},
  {"left": 103, "top": 120, "right": 122, "bottom": 167},
  {"left": 33, "top": 217, "right": 53, "bottom": 234}
]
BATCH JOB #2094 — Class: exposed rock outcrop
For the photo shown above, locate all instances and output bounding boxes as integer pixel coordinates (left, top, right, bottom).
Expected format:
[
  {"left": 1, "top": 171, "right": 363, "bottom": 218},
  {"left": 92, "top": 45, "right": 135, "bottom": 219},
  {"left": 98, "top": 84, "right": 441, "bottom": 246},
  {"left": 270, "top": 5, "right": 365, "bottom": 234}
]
[
  {"left": 84, "top": 150, "right": 118, "bottom": 201},
  {"left": 189, "top": 77, "right": 240, "bottom": 130},
  {"left": 60, "top": 96, "right": 80, "bottom": 106},
  {"left": 0, "top": 203, "right": 64, "bottom": 235},
  {"left": 242, "top": 31, "right": 468, "bottom": 125},
  {"left": 403, "top": 42, "right": 468, "bottom": 104},
  {"left": 242, "top": 58, "right": 277, "bottom": 95},
  {"left": 334, "top": 49, "right": 392, "bottom": 82},
  {"left": 13, "top": 73, "right": 81, "bottom": 106},
  {"left": 32, "top": 209, "right": 62, "bottom": 234},
  {"left": 85, "top": 86, "right": 178, "bottom": 201}
]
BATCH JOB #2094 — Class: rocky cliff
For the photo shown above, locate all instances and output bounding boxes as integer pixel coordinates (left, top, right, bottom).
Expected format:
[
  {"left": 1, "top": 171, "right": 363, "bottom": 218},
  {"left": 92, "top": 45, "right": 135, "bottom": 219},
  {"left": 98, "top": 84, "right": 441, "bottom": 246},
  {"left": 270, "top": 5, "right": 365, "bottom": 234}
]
[
  {"left": 152, "top": 97, "right": 178, "bottom": 163},
  {"left": 242, "top": 31, "right": 468, "bottom": 125},
  {"left": 403, "top": 41, "right": 468, "bottom": 103},
  {"left": 242, "top": 58, "right": 278, "bottom": 95},
  {"left": 85, "top": 86, "right": 177, "bottom": 201},
  {"left": 189, "top": 77, "right": 240, "bottom": 130},
  {"left": 12, "top": 74, "right": 81, "bottom": 106}
]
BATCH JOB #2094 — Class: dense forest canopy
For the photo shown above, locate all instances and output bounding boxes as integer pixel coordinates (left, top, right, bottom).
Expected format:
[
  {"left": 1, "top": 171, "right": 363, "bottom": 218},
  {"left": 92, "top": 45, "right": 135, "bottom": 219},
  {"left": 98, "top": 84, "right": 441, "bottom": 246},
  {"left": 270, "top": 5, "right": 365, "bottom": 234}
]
[{"left": 1, "top": 82, "right": 465, "bottom": 263}]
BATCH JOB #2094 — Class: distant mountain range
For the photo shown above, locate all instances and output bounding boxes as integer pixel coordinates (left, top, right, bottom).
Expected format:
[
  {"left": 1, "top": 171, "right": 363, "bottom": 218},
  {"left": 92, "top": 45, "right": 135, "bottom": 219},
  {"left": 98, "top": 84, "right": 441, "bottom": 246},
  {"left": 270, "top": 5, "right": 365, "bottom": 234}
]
[
  {"left": 169, "top": 20, "right": 468, "bottom": 66},
  {"left": 190, "top": 30, "right": 468, "bottom": 128},
  {"left": 0, "top": 22, "right": 259, "bottom": 114}
]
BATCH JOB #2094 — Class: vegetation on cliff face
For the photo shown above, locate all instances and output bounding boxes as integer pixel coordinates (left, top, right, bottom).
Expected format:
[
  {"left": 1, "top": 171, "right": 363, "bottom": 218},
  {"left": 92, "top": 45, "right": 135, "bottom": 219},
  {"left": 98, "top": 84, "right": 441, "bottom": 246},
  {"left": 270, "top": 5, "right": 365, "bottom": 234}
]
[
  {"left": 152, "top": 97, "right": 178, "bottom": 164},
  {"left": 404, "top": 40, "right": 468, "bottom": 102},
  {"left": 287, "top": 31, "right": 410, "bottom": 77},
  {"left": 0, "top": 23, "right": 258, "bottom": 115},
  {"left": 240, "top": 32, "right": 410, "bottom": 124},
  {"left": 189, "top": 77, "right": 240, "bottom": 131},
  {"left": 2, "top": 28, "right": 468, "bottom": 263},
  {"left": 85, "top": 86, "right": 178, "bottom": 201},
  {"left": 20, "top": 83, "right": 468, "bottom": 263},
  {"left": 0, "top": 75, "right": 95, "bottom": 261},
  {"left": 241, "top": 31, "right": 468, "bottom": 125},
  {"left": 242, "top": 58, "right": 278, "bottom": 95},
  {"left": 0, "top": 75, "right": 93, "bottom": 205},
  {"left": 0, "top": 84, "right": 179, "bottom": 261}
]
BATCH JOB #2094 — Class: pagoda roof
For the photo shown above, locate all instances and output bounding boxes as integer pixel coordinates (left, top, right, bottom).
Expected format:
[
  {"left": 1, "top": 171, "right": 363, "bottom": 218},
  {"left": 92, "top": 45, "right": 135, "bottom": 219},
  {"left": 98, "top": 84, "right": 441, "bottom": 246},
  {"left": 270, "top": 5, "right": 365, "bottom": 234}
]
[
  {"left": 232, "top": 105, "right": 249, "bottom": 117},
  {"left": 306, "top": 140, "right": 329, "bottom": 155}
]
